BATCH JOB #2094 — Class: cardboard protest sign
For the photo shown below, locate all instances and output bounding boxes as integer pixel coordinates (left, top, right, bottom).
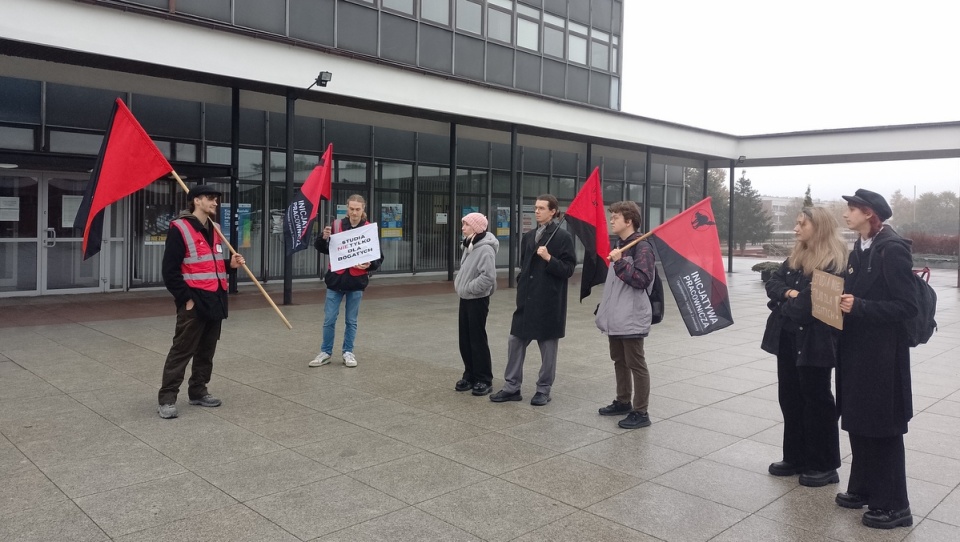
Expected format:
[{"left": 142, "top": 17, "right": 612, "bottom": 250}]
[
  {"left": 329, "top": 223, "right": 381, "bottom": 272},
  {"left": 811, "top": 269, "right": 844, "bottom": 330}
]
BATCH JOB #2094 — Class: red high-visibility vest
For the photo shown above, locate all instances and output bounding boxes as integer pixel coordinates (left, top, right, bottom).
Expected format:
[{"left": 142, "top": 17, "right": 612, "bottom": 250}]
[{"left": 171, "top": 218, "right": 228, "bottom": 291}]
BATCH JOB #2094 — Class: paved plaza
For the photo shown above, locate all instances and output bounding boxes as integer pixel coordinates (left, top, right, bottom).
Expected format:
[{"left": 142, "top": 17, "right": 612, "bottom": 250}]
[{"left": 1, "top": 258, "right": 958, "bottom": 541}]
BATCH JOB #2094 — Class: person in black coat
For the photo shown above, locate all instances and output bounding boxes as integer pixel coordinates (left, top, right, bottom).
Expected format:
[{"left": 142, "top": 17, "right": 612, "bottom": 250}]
[
  {"left": 836, "top": 189, "right": 917, "bottom": 530},
  {"left": 761, "top": 207, "right": 847, "bottom": 487},
  {"left": 490, "top": 194, "right": 576, "bottom": 407}
]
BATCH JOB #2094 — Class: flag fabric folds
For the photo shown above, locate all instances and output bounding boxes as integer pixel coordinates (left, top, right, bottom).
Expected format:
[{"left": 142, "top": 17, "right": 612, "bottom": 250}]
[
  {"left": 648, "top": 197, "right": 733, "bottom": 336},
  {"left": 74, "top": 98, "right": 173, "bottom": 260},
  {"left": 564, "top": 166, "right": 610, "bottom": 301},
  {"left": 283, "top": 143, "right": 333, "bottom": 255}
]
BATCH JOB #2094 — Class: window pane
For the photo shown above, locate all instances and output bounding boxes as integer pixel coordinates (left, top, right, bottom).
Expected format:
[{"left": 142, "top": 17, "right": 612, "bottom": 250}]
[
  {"left": 290, "top": 0, "right": 335, "bottom": 45},
  {"left": 338, "top": 2, "right": 378, "bottom": 56},
  {"left": 489, "top": 0, "right": 512, "bottom": 8},
  {"left": 591, "top": 40, "right": 609, "bottom": 70},
  {"left": 543, "top": 12, "right": 564, "bottom": 26},
  {"left": 488, "top": 8, "right": 512, "bottom": 43},
  {"left": 421, "top": 0, "right": 449, "bottom": 24},
  {"left": 382, "top": 13, "right": 418, "bottom": 64},
  {"left": 455, "top": 34, "right": 485, "bottom": 79},
  {"left": 517, "top": 18, "right": 539, "bottom": 51},
  {"left": 543, "top": 25, "right": 563, "bottom": 57},
  {"left": 568, "top": 34, "right": 587, "bottom": 64},
  {"left": 567, "top": 65, "right": 588, "bottom": 102},
  {"left": 0, "top": 76, "right": 41, "bottom": 124},
  {"left": 0, "top": 126, "right": 35, "bottom": 150},
  {"left": 176, "top": 0, "right": 230, "bottom": 22},
  {"left": 568, "top": 0, "right": 588, "bottom": 23},
  {"left": 610, "top": 75, "right": 619, "bottom": 108},
  {"left": 46, "top": 84, "right": 124, "bottom": 130},
  {"left": 235, "top": 0, "right": 286, "bottom": 34},
  {"left": 611, "top": 45, "right": 618, "bottom": 73},
  {"left": 568, "top": 21, "right": 588, "bottom": 35},
  {"left": 456, "top": 0, "right": 482, "bottom": 34},
  {"left": 515, "top": 52, "right": 541, "bottom": 92},
  {"left": 592, "top": 29, "right": 609, "bottom": 42},
  {"left": 419, "top": 24, "right": 453, "bottom": 72},
  {"left": 516, "top": 4, "right": 539, "bottom": 18},
  {"left": 383, "top": 0, "right": 414, "bottom": 14},
  {"left": 48, "top": 131, "right": 102, "bottom": 154},
  {"left": 486, "top": 43, "right": 514, "bottom": 86},
  {"left": 589, "top": 72, "right": 610, "bottom": 107},
  {"left": 132, "top": 94, "right": 202, "bottom": 139},
  {"left": 542, "top": 59, "right": 565, "bottom": 98}
]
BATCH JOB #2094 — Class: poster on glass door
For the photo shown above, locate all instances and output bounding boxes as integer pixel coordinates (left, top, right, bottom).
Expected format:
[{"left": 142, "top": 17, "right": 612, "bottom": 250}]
[{"left": 380, "top": 203, "right": 402, "bottom": 239}]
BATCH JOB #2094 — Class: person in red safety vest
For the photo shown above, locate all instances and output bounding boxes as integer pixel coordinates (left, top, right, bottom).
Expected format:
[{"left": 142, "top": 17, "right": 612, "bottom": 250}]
[
  {"left": 308, "top": 194, "right": 383, "bottom": 368},
  {"left": 157, "top": 184, "right": 244, "bottom": 419}
]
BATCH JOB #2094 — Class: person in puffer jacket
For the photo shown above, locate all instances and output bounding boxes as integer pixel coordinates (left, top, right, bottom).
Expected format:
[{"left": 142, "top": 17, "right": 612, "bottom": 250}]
[
  {"left": 594, "top": 201, "right": 656, "bottom": 430},
  {"left": 453, "top": 212, "right": 499, "bottom": 396}
]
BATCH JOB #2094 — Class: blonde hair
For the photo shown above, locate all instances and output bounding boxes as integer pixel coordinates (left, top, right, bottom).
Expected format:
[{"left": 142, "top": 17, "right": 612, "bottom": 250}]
[
  {"left": 346, "top": 194, "right": 367, "bottom": 222},
  {"left": 788, "top": 206, "right": 848, "bottom": 275}
]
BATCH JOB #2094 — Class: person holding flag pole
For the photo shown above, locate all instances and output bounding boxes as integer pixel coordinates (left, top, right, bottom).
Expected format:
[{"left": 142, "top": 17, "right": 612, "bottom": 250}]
[
  {"left": 594, "top": 201, "right": 657, "bottom": 429},
  {"left": 72, "top": 98, "right": 292, "bottom": 419}
]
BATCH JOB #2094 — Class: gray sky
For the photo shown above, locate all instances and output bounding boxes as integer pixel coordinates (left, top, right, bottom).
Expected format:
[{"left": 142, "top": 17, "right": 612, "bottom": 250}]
[{"left": 619, "top": 0, "right": 960, "bottom": 201}]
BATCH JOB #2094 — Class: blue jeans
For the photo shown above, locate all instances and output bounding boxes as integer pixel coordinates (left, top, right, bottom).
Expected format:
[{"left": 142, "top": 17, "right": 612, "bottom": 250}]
[{"left": 322, "top": 289, "right": 363, "bottom": 354}]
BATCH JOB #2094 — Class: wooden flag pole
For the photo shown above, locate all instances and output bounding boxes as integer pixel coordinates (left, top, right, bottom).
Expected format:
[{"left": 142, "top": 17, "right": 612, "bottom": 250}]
[
  {"left": 171, "top": 171, "right": 293, "bottom": 330},
  {"left": 613, "top": 230, "right": 653, "bottom": 258}
]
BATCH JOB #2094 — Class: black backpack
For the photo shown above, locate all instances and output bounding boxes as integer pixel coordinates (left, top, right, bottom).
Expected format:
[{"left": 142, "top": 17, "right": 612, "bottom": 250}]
[
  {"left": 905, "top": 267, "right": 937, "bottom": 347},
  {"left": 649, "top": 265, "right": 665, "bottom": 325}
]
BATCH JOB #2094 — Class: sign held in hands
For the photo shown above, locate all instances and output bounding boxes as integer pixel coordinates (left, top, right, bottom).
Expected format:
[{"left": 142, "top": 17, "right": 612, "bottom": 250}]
[
  {"left": 811, "top": 269, "right": 844, "bottom": 330},
  {"left": 329, "top": 223, "right": 381, "bottom": 272}
]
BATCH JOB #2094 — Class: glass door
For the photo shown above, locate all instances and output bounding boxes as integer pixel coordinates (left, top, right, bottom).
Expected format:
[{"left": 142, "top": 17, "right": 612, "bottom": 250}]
[
  {"left": 40, "top": 175, "right": 108, "bottom": 293},
  {"left": 0, "top": 173, "right": 40, "bottom": 295}
]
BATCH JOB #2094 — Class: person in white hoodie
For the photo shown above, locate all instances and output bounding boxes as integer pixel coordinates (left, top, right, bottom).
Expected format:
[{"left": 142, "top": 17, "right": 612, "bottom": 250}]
[{"left": 453, "top": 212, "right": 499, "bottom": 396}]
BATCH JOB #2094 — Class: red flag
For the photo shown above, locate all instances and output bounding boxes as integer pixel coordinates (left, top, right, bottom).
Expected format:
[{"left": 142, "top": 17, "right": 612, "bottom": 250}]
[
  {"left": 565, "top": 167, "right": 610, "bottom": 301},
  {"left": 283, "top": 143, "right": 333, "bottom": 254},
  {"left": 74, "top": 98, "right": 173, "bottom": 259},
  {"left": 648, "top": 197, "right": 733, "bottom": 335}
]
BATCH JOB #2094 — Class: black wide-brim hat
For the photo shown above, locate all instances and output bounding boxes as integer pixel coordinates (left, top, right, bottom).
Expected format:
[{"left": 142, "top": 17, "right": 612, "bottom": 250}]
[
  {"left": 842, "top": 188, "right": 892, "bottom": 221},
  {"left": 187, "top": 184, "right": 222, "bottom": 200}
]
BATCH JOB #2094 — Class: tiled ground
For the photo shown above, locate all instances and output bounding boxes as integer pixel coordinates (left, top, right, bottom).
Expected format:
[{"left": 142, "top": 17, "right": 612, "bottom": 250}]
[{"left": 1, "top": 258, "right": 958, "bottom": 541}]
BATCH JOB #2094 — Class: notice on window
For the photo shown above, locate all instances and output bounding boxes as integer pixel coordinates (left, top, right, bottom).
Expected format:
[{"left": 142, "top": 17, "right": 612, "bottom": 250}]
[
  {"left": 812, "top": 269, "right": 844, "bottom": 330},
  {"left": 62, "top": 195, "right": 83, "bottom": 228},
  {"left": 0, "top": 197, "right": 19, "bottom": 222},
  {"left": 497, "top": 206, "right": 510, "bottom": 238},
  {"left": 380, "top": 203, "right": 403, "bottom": 239},
  {"left": 329, "top": 222, "right": 381, "bottom": 272},
  {"left": 436, "top": 213, "right": 447, "bottom": 225}
]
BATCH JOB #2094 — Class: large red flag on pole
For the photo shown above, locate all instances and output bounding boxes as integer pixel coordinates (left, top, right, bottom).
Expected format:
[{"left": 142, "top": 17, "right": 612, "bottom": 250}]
[
  {"left": 648, "top": 197, "right": 733, "bottom": 335},
  {"left": 564, "top": 166, "right": 610, "bottom": 301},
  {"left": 74, "top": 98, "right": 173, "bottom": 260},
  {"left": 283, "top": 143, "right": 333, "bottom": 255}
]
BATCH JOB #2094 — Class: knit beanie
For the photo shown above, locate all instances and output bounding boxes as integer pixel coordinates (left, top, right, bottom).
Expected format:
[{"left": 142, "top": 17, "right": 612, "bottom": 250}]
[{"left": 462, "top": 212, "right": 488, "bottom": 233}]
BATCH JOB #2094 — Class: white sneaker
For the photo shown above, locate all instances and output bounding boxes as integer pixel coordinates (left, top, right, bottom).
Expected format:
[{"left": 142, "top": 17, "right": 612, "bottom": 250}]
[
  {"left": 308, "top": 352, "right": 332, "bottom": 367},
  {"left": 343, "top": 352, "right": 358, "bottom": 367}
]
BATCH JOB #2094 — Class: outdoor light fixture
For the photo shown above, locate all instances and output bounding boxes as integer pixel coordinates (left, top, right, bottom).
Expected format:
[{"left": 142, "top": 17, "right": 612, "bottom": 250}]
[
  {"left": 737, "top": 155, "right": 746, "bottom": 164},
  {"left": 0, "top": 163, "right": 18, "bottom": 169},
  {"left": 306, "top": 71, "right": 333, "bottom": 90}
]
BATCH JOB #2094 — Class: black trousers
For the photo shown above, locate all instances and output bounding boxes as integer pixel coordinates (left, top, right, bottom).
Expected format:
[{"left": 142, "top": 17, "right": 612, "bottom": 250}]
[
  {"left": 158, "top": 305, "right": 222, "bottom": 405},
  {"left": 458, "top": 296, "right": 493, "bottom": 385},
  {"left": 847, "top": 433, "right": 909, "bottom": 511},
  {"left": 777, "top": 332, "right": 841, "bottom": 472}
]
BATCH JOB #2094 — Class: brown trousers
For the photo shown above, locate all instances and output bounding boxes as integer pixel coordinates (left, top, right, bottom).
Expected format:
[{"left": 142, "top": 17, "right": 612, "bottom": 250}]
[
  {"left": 609, "top": 337, "right": 650, "bottom": 412},
  {"left": 158, "top": 305, "right": 222, "bottom": 405}
]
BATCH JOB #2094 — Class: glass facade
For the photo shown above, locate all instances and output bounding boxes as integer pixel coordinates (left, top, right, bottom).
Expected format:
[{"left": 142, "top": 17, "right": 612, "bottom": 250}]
[
  {"left": 96, "top": 0, "right": 624, "bottom": 110},
  {"left": 0, "top": 70, "right": 704, "bottom": 295}
]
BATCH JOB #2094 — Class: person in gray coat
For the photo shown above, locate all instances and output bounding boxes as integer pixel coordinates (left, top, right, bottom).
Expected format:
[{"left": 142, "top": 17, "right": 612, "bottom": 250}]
[
  {"left": 454, "top": 212, "right": 499, "bottom": 396},
  {"left": 594, "top": 201, "right": 656, "bottom": 429}
]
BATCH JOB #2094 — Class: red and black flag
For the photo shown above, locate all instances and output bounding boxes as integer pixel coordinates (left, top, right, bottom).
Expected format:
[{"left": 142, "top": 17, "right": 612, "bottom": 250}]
[
  {"left": 74, "top": 98, "right": 173, "bottom": 260},
  {"left": 565, "top": 166, "right": 610, "bottom": 301},
  {"left": 649, "top": 197, "right": 733, "bottom": 336},
  {"left": 283, "top": 143, "right": 333, "bottom": 255}
]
